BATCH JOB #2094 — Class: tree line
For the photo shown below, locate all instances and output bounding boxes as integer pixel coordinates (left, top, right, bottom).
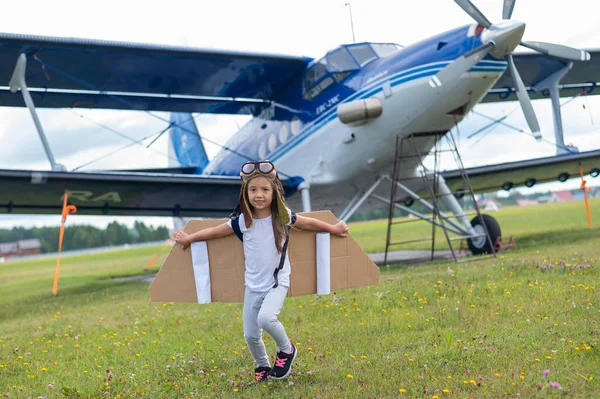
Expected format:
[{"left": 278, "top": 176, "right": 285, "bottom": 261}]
[{"left": 0, "top": 221, "right": 170, "bottom": 253}]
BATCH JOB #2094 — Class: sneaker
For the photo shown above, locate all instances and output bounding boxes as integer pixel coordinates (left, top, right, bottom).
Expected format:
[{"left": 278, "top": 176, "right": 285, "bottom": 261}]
[
  {"left": 270, "top": 341, "right": 297, "bottom": 379},
  {"left": 254, "top": 366, "right": 271, "bottom": 382}
]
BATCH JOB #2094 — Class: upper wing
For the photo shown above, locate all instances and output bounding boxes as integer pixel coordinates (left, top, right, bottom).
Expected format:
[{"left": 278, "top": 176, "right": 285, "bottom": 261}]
[
  {"left": 442, "top": 149, "right": 600, "bottom": 194},
  {"left": 482, "top": 49, "right": 600, "bottom": 103},
  {"left": 0, "top": 169, "right": 249, "bottom": 217},
  {"left": 0, "top": 32, "right": 311, "bottom": 113}
]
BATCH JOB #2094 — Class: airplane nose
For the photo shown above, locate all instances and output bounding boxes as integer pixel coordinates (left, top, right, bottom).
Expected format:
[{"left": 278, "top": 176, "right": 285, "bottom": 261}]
[{"left": 482, "top": 20, "right": 526, "bottom": 58}]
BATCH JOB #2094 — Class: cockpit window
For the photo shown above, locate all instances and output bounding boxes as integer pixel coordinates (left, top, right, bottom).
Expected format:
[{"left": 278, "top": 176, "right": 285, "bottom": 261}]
[
  {"left": 303, "top": 42, "right": 397, "bottom": 100},
  {"left": 348, "top": 44, "right": 377, "bottom": 67},
  {"left": 326, "top": 47, "right": 359, "bottom": 71},
  {"left": 303, "top": 57, "right": 334, "bottom": 100},
  {"left": 304, "top": 76, "right": 334, "bottom": 100},
  {"left": 371, "top": 43, "right": 401, "bottom": 58},
  {"left": 305, "top": 65, "right": 316, "bottom": 88},
  {"left": 314, "top": 57, "right": 328, "bottom": 81}
]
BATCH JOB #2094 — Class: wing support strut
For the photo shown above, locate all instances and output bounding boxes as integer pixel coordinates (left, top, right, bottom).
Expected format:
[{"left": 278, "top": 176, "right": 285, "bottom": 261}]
[
  {"left": 533, "top": 62, "right": 578, "bottom": 155},
  {"left": 9, "top": 54, "right": 66, "bottom": 171},
  {"left": 298, "top": 181, "right": 312, "bottom": 212},
  {"left": 339, "top": 174, "right": 472, "bottom": 236},
  {"left": 339, "top": 175, "right": 386, "bottom": 222}
]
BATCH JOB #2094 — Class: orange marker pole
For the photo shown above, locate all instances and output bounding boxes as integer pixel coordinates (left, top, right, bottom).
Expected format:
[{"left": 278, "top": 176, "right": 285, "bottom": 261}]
[
  {"left": 52, "top": 190, "right": 77, "bottom": 296},
  {"left": 143, "top": 232, "right": 177, "bottom": 271},
  {"left": 579, "top": 165, "right": 593, "bottom": 229}
]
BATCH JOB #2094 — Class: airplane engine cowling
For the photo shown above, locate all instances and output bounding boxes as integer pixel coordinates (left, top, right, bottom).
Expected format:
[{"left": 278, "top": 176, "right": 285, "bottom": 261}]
[{"left": 337, "top": 98, "right": 382, "bottom": 124}]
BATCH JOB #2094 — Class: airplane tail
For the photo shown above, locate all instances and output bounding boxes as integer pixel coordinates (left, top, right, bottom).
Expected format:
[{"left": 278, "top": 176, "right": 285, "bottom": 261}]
[{"left": 167, "top": 112, "right": 209, "bottom": 172}]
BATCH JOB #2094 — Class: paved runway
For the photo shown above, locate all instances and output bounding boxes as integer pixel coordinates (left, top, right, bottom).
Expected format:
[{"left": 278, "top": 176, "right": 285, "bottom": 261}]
[{"left": 369, "top": 249, "right": 463, "bottom": 266}]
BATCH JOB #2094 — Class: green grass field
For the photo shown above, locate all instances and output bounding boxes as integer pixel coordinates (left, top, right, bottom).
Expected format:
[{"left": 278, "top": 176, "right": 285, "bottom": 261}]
[{"left": 1, "top": 199, "right": 599, "bottom": 398}]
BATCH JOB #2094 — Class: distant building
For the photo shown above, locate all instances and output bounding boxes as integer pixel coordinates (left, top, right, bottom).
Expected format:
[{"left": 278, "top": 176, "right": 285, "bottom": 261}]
[
  {"left": 477, "top": 199, "right": 501, "bottom": 212},
  {"left": 549, "top": 190, "right": 574, "bottom": 202},
  {"left": 516, "top": 199, "right": 539, "bottom": 206},
  {"left": 0, "top": 239, "right": 42, "bottom": 258}
]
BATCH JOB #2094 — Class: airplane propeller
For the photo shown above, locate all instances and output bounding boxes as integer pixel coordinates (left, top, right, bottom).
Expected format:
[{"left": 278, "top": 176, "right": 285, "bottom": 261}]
[
  {"left": 519, "top": 41, "right": 591, "bottom": 62},
  {"left": 454, "top": 0, "right": 591, "bottom": 140},
  {"left": 506, "top": 53, "right": 540, "bottom": 137},
  {"left": 502, "top": 0, "right": 515, "bottom": 20}
]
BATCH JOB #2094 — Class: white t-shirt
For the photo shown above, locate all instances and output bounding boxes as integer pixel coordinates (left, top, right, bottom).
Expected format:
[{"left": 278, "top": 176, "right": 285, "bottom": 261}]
[{"left": 227, "top": 211, "right": 293, "bottom": 292}]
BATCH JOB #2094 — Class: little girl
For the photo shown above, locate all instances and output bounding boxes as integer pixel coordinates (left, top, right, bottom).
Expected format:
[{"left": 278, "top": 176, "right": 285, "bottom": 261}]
[{"left": 175, "top": 160, "right": 348, "bottom": 381}]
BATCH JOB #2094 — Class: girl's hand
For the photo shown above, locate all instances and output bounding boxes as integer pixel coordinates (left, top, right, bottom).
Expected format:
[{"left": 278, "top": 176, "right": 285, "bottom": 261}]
[
  {"left": 175, "top": 230, "right": 191, "bottom": 249},
  {"left": 332, "top": 220, "right": 348, "bottom": 237}
]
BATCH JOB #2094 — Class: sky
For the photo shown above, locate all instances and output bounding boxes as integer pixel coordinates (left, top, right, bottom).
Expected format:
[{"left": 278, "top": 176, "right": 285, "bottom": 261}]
[{"left": 1, "top": 0, "right": 600, "bottom": 230}]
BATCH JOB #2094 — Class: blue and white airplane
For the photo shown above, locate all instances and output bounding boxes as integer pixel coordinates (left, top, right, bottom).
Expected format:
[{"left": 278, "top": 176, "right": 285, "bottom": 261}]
[{"left": 1, "top": 0, "right": 600, "bottom": 254}]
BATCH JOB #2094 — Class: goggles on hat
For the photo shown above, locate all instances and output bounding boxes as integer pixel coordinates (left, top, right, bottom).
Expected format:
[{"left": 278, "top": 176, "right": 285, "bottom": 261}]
[{"left": 240, "top": 160, "right": 276, "bottom": 177}]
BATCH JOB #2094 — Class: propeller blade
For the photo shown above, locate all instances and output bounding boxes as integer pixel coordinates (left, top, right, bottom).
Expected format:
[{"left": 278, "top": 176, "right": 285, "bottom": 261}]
[
  {"left": 453, "top": 0, "right": 491, "bottom": 28},
  {"left": 429, "top": 43, "right": 494, "bottom": 88},
  {"left": 502, "top": 0, "right": 516, "bottom": 20},
  {"left": 521, "top": 41, "right": 591, "bottom": 61},
  {"left": 506, "top": 54, "right": 541, "bottom": 140}
]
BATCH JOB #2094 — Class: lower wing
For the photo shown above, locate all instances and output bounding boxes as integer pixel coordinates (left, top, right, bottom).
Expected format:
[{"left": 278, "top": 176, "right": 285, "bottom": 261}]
[
  {"left": 0, "top": 169, "right": 246, "bottom": 217},
  {"left": 442, "top": 149, "right": 600, "bottom": 193}
]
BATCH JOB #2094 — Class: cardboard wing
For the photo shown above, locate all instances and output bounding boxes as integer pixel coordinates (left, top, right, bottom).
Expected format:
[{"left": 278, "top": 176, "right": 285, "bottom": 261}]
[{"left": 149, "top": 210, "right": 380, "bottom": 303}]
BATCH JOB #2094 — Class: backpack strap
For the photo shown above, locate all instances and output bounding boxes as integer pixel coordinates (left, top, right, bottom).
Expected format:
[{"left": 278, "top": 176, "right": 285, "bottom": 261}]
[
  {"left": 230, "top": 210, "right": 294, "bottom": 244},
  {"left": 230, "top": 215, "right": 244, "bottom": 242},
  {"left": 272, "top": 211, "right": 296, "bottom": 288},
  {"left": 272, "top": 225, "right": 290, "bottom": 288}
]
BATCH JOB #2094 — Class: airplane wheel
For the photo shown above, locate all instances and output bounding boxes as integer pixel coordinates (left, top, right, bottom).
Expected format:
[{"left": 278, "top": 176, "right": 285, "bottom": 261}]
[{"left": 467, "top": 214, "right": 501, "bottom": 255}]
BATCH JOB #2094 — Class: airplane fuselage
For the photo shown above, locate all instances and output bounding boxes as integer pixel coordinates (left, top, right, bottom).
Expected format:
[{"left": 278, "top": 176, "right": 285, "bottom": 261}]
[{"left": 203, "top": 24, "right": 508, "bottom": 214}]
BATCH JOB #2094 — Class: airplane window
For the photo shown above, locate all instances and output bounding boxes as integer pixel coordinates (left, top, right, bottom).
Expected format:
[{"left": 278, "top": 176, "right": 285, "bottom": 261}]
[
  {"left": 348, "top": 44, "right": 377, "bottom": 67},
  {"left": 304, "top": 76, "right": 334, "bottom": 100},
  {"left": 268, "top": 134, "right": 277, "bottom": 152},
  {"left": 291, "top": 117, "right": 302, "bottom": 136},
  {"left": 304, "top": 65, "right": 316, "bottom": 89},
  {"left": 327, "top": 48, "right": 358, "bottom": 71},
  {"left": 315, "top": 58, "right": 328, "bottom": 81},
  {"left": 303, "top": 58, "right": 336, "bottom": 100},
  {"left": 333, "top": 72, "right": 352, "bottom": 83},
  {"left": 279, "top": 124, "right": 289, "bottom": 143},
  {"left": 371, "top": 43, "right": 400, "bottom": 58}
]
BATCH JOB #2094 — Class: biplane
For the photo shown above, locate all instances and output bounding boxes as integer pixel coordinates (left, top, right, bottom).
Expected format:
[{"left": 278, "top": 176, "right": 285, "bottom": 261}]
[{"left": 1, "top": 0, "right": 599, "bottom": 255}]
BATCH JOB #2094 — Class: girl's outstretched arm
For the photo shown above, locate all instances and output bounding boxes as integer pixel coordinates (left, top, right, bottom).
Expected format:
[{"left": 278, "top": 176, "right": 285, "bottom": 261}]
[
  {"left": 175, "top": 222, "right": 234, "bottom": 249},
  {"left": 293, "top": 215, "right": 348, "bottom": 237}
]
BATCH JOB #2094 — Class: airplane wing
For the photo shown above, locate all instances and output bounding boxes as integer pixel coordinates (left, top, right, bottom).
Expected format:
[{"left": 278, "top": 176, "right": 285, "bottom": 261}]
[
  {"left": 442, "top": 149, "right": 600, "bottom": 194},
  {"left": 482, "top": 49, "right": 600, "bottom": 102},
  {"left": 0, "top": 32, "right": 311, "bottom": 114},
  {"left": 0, "top": 169, "right": 298, "bottom": 217}
]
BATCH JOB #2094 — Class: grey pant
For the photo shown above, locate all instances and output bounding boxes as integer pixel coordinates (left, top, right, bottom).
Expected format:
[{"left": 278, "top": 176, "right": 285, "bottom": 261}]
[{"left": 243, "top": 285, "right": 289, "bottom": 368}]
